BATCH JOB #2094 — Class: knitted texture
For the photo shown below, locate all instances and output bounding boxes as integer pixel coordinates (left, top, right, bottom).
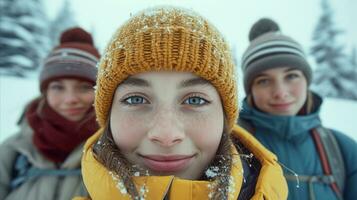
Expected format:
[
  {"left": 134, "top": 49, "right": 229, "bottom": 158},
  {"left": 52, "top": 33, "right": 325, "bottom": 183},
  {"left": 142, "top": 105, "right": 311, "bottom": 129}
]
[
  {"left": 241, "top": 18, "right": 312, "bottom": 94},
  {"left": 95, "top": 7, "right": 238, "bottom": 130},
  {"left": 40, "top": 27, "right": 100, "bottom": 92}
]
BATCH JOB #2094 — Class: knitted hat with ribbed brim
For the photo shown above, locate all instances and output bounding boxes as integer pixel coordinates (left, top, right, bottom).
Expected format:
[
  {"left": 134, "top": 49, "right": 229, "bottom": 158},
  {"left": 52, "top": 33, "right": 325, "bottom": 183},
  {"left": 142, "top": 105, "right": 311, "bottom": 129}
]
[
  {"left": 95, "top": 7, "right": 238, "bottom": 131},
  {"left": 241, "top": 18, "right": 312, "bottom": 94},
  {"left": 40, "top": 27, "right": 100, "bottom": 92}
]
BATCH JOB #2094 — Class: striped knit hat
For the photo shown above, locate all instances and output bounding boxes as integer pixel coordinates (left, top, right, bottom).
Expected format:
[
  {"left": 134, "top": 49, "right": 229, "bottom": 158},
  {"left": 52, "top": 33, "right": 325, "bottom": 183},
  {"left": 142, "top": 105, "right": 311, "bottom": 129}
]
[
  {"left": 40, "top": 27, "right": 100, "bottom": 92},
  {"left": 95, "top": 6, "right": 238, "bottom": 130},
  {"left": 241, "top": 18, "right": 312, "bottom": 94}
]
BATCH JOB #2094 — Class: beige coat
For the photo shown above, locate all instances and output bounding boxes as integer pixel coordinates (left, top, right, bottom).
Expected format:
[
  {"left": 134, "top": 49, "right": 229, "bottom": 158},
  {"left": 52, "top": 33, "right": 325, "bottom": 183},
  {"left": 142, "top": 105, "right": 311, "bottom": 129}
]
[{"left": 0, "top": 119, "right": 87, "bottom": 200}]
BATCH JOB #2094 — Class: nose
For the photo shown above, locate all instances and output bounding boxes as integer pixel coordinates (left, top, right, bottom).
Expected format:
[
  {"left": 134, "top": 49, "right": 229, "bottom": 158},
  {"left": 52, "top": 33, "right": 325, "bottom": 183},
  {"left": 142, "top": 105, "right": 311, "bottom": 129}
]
[
  {"left": 63, "top": 90, "right": 80, "bottom": 104},
  {"left": 147, "top": 107, "right": 185, "bottom": 147},
  {"left": 272, "top": 82, "right": 289, "bottom": 100}
]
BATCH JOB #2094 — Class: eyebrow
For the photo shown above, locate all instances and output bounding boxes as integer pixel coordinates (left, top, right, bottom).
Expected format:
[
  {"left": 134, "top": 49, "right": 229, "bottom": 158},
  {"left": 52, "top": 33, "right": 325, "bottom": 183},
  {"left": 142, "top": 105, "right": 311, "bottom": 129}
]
[
  {"left": 285, "top": 67, "right": 299, "bottom": 72},
  {"left": 120, "top": 77, "right": 150, "bottom": 87},
  {"left": 255, "top": 73, "right": 268, "bottom": 79},
  {"left": 179, "top": 77, "right": 211, "bottom": 88},
  {"left": 120, "top": 76, "right": 210, "bottom": 89},
  {"left": 256, "top": 67, "right": 299, "bottom": 78}
]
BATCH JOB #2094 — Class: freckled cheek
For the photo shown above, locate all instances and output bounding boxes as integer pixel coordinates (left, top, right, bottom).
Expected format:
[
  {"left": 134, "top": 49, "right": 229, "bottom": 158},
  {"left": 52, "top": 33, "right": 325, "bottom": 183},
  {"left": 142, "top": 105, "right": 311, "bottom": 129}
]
[
  {"left": 293, "top": 83, "right": 307, "bottom": 97},
  {"left": 46, "top": 94, "right": 60, "bottom": 107},
  {"left": 82, "top": 93, "right": 95, "bottom": 105},
  {"left": 110, "top": 113, "right": 148, "bottom": 152},
  {"left": 288, "top": 80, "right": 305, "bottom": 101},
  {"left": 183, "top": 112, "right": 223, "bottom": 153},
  {"left": 47, "top": 98, "right": 63, "bottom": 113},
  {"left": 252, "top": 89, "right": 270, "bottom": 108}
]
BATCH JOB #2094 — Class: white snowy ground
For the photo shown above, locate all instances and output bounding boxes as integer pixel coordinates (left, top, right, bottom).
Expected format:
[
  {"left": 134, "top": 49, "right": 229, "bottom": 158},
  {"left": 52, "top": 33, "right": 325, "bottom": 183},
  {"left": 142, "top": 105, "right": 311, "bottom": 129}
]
[{"left": 0, "top": 75, "right": 356, "bottom": 143}]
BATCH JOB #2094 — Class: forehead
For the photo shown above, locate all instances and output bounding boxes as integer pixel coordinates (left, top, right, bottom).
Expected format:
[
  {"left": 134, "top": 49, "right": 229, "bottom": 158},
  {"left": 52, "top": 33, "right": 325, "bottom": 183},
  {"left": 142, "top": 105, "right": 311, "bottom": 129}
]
[
  {"left": 133, "top": 71, "right": 197, "bottom": 80},
  {"left": 119, "top": 71, "right": 212, "bottom": 88},
  {"left": 257, "top": 66, "right": 300, "bottom": 76},
  {"left": 48, "top": 78, "right": 90, "bottom": 84}
]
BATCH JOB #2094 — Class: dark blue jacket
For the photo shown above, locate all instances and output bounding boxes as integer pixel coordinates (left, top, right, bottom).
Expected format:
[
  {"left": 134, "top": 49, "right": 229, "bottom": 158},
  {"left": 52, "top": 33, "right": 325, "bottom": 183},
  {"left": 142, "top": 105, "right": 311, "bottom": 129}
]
[{"left": 239, "top": 94, "right": 357, "bottom": 200}]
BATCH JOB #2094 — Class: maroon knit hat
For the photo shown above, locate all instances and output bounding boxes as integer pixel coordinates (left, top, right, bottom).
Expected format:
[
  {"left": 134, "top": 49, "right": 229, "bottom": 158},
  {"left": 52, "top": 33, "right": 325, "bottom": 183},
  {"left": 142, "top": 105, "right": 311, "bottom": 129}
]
[{"left": 40, "top": 27, "right": 100, "bottom": 92}]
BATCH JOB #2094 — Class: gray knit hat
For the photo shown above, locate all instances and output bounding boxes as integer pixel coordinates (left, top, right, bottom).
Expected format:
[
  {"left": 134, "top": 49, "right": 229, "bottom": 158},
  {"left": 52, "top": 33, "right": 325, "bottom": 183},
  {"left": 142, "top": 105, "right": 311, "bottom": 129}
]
[
  {"left": 40, "top": 27, "right": 100, "bottom": 92},
  {"left": 241, "top": 18, "right": 312, "bottom": 94}
]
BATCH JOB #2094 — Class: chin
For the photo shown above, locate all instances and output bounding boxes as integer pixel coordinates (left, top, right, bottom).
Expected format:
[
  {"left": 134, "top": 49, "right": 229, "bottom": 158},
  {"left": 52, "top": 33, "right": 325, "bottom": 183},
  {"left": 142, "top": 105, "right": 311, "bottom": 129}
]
[{"left": 65, "top": 116, "right": 83, "bottom": 122}]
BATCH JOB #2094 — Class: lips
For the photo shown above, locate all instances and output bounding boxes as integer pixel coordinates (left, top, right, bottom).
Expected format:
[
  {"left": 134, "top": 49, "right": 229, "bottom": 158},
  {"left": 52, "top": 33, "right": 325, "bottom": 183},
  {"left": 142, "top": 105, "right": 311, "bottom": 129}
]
[
  {"left": 270, "top": 102, "right": 292, "bottom": 110},
  {"left": 139, "top": 154, "right": 195, "bottom": 172},
  {"left": 63, "top": 107, "right": 85, "bottom": 115}
]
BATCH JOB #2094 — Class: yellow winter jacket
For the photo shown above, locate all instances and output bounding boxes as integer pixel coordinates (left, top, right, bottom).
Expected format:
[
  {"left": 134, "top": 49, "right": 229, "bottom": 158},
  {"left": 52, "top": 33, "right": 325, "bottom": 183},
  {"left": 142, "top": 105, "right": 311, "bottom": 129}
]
[{"left": 74, "top": 125, "right": 288, "bottom": 200}]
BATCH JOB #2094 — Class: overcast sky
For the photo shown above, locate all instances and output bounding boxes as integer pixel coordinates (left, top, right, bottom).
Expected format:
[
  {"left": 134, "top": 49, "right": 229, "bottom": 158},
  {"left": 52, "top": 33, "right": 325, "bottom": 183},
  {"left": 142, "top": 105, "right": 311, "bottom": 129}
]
[{"left": 44, "top": 0, "right": 356, "bottom": 54}]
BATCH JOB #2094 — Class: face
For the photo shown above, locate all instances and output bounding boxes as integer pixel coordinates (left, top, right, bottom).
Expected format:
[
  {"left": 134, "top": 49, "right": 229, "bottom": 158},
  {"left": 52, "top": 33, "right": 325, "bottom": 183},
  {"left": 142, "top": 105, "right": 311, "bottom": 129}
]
[
  {"left": 110, "top": 72, "right": 224, "bottom": 180},
  {"left": 46, "top": 78, "right": 95, "bottom": 122},
  {"left": 251, "top": 67, "right": 307, "bottom": 116}
]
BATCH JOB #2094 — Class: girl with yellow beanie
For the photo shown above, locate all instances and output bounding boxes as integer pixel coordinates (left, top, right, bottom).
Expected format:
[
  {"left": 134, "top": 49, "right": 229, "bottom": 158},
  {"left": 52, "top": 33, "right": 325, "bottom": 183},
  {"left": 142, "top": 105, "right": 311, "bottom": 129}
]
[{"left": 76, "top": 7, "right": 288, "bottom": 200}]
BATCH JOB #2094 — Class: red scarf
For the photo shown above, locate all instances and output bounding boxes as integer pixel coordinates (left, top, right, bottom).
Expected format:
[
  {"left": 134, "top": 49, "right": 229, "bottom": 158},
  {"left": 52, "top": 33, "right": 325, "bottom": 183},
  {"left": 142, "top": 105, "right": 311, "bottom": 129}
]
[{"left": 26, "top": 98, "right": 98, "bottom": 163}]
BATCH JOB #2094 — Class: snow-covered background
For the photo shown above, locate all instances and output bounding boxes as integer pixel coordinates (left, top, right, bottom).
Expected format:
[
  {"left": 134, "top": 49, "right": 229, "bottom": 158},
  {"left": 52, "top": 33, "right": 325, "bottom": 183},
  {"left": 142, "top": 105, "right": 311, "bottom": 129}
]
[{"left": 1, "top": 0, "right": 357, "bottom": 142}]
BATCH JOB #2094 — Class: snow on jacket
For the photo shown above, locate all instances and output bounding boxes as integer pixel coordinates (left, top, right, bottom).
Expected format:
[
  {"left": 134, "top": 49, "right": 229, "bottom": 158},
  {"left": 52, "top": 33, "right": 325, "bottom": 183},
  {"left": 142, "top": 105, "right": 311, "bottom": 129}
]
[
  {"left": 0, "top": 118, "right": 87, "bottom": 200},
  {"left": 73, "top": 125, "right": 288, "bottom": 200},
  {"left": 239, "top": 93, "right": 357, "bottom": 200}
]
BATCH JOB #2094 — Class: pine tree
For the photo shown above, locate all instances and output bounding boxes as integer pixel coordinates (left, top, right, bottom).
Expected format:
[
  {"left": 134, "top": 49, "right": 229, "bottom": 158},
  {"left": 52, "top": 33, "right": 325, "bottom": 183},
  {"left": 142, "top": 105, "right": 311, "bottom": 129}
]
[
  {"left": 0, "top": 0, "right": 50, "bottom": 77},
  {"left": 310, "top": 0, "right": 357, "bottom": 100},
  {"left": 351, "top": 47, "right": 357, "bottom": 70},
  {"left": 350, "top": 47, "right": 357, "bottom": 99},
  {"left": 49, "top": 0, "right": 77, "bottom": 48}
]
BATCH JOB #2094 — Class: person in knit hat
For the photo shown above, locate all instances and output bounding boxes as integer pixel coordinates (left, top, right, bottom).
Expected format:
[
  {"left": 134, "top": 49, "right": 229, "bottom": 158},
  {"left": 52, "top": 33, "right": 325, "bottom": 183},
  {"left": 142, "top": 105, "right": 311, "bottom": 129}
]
[
  {"left": 74, "top": 7, "right": 287, "bottom": 200},
  {"left": 0, "top": 27, "right": 100, "bottom": 200},
  {"left": 239, "top": 18, "right": 357, "bottom": 200}
]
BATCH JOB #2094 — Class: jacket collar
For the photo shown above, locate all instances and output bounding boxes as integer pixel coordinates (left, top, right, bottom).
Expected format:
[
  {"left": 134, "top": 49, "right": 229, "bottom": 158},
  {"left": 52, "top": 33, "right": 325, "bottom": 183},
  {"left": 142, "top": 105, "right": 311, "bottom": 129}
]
[
  {"left": 231, "top": 125, "right": 288, "bottom": 199},
  {"left": 240, "top": 94, "right": 322, "bottom": 141},
  {"left": 81, "top": 128, "right": 242, "bottom": 200},
  {"left": 81, "top": 126, "right": 287, "bottom": 199}
]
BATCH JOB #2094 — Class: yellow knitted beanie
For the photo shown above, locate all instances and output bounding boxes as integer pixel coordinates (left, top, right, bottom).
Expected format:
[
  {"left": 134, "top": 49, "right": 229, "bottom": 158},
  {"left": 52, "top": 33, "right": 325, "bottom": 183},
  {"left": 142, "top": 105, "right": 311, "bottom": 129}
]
[{"left": 95, "top": 6, "right": 238, "bottom": 130}]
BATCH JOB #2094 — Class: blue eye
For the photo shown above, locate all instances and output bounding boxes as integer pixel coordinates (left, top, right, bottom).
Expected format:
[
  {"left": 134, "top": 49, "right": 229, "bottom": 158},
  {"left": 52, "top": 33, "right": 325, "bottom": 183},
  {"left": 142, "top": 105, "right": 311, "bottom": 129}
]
[
  {"left": 49, "top": 84, "right": 64, "bottom": 91},
  {"left": 256, "top": 78, "right": 269, "bottom": 86},
  {"left": 286, "top": 73, "right": 299, "bottom": 80},
  {"left": 183, "top": 96, "right": 208, "bottom": 106},
  {"left": 123, "top": 96, "right": 148, "bottom": 105},
  {"left": 78, "top": 84, "right": 93, "bottom": 92}
]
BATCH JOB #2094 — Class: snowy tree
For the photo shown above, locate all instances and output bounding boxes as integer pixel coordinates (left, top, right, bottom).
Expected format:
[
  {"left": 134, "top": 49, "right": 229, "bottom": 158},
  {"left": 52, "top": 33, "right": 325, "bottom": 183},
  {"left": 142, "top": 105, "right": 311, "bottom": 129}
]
[
  {"left": 350, "top": 47, "right": 357, "bottom": 98},
  {"left": 0, "top": 0, "right": 50, "bottom": 77},
  {"left": 49, "top": 0, "right": 77, "bottom": 48},
  {"left": 351, "top": 47, "right": 357, "bottom": 70},
  {"left": 310, "top": 0, "right": 357, "bottom": 100}
]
